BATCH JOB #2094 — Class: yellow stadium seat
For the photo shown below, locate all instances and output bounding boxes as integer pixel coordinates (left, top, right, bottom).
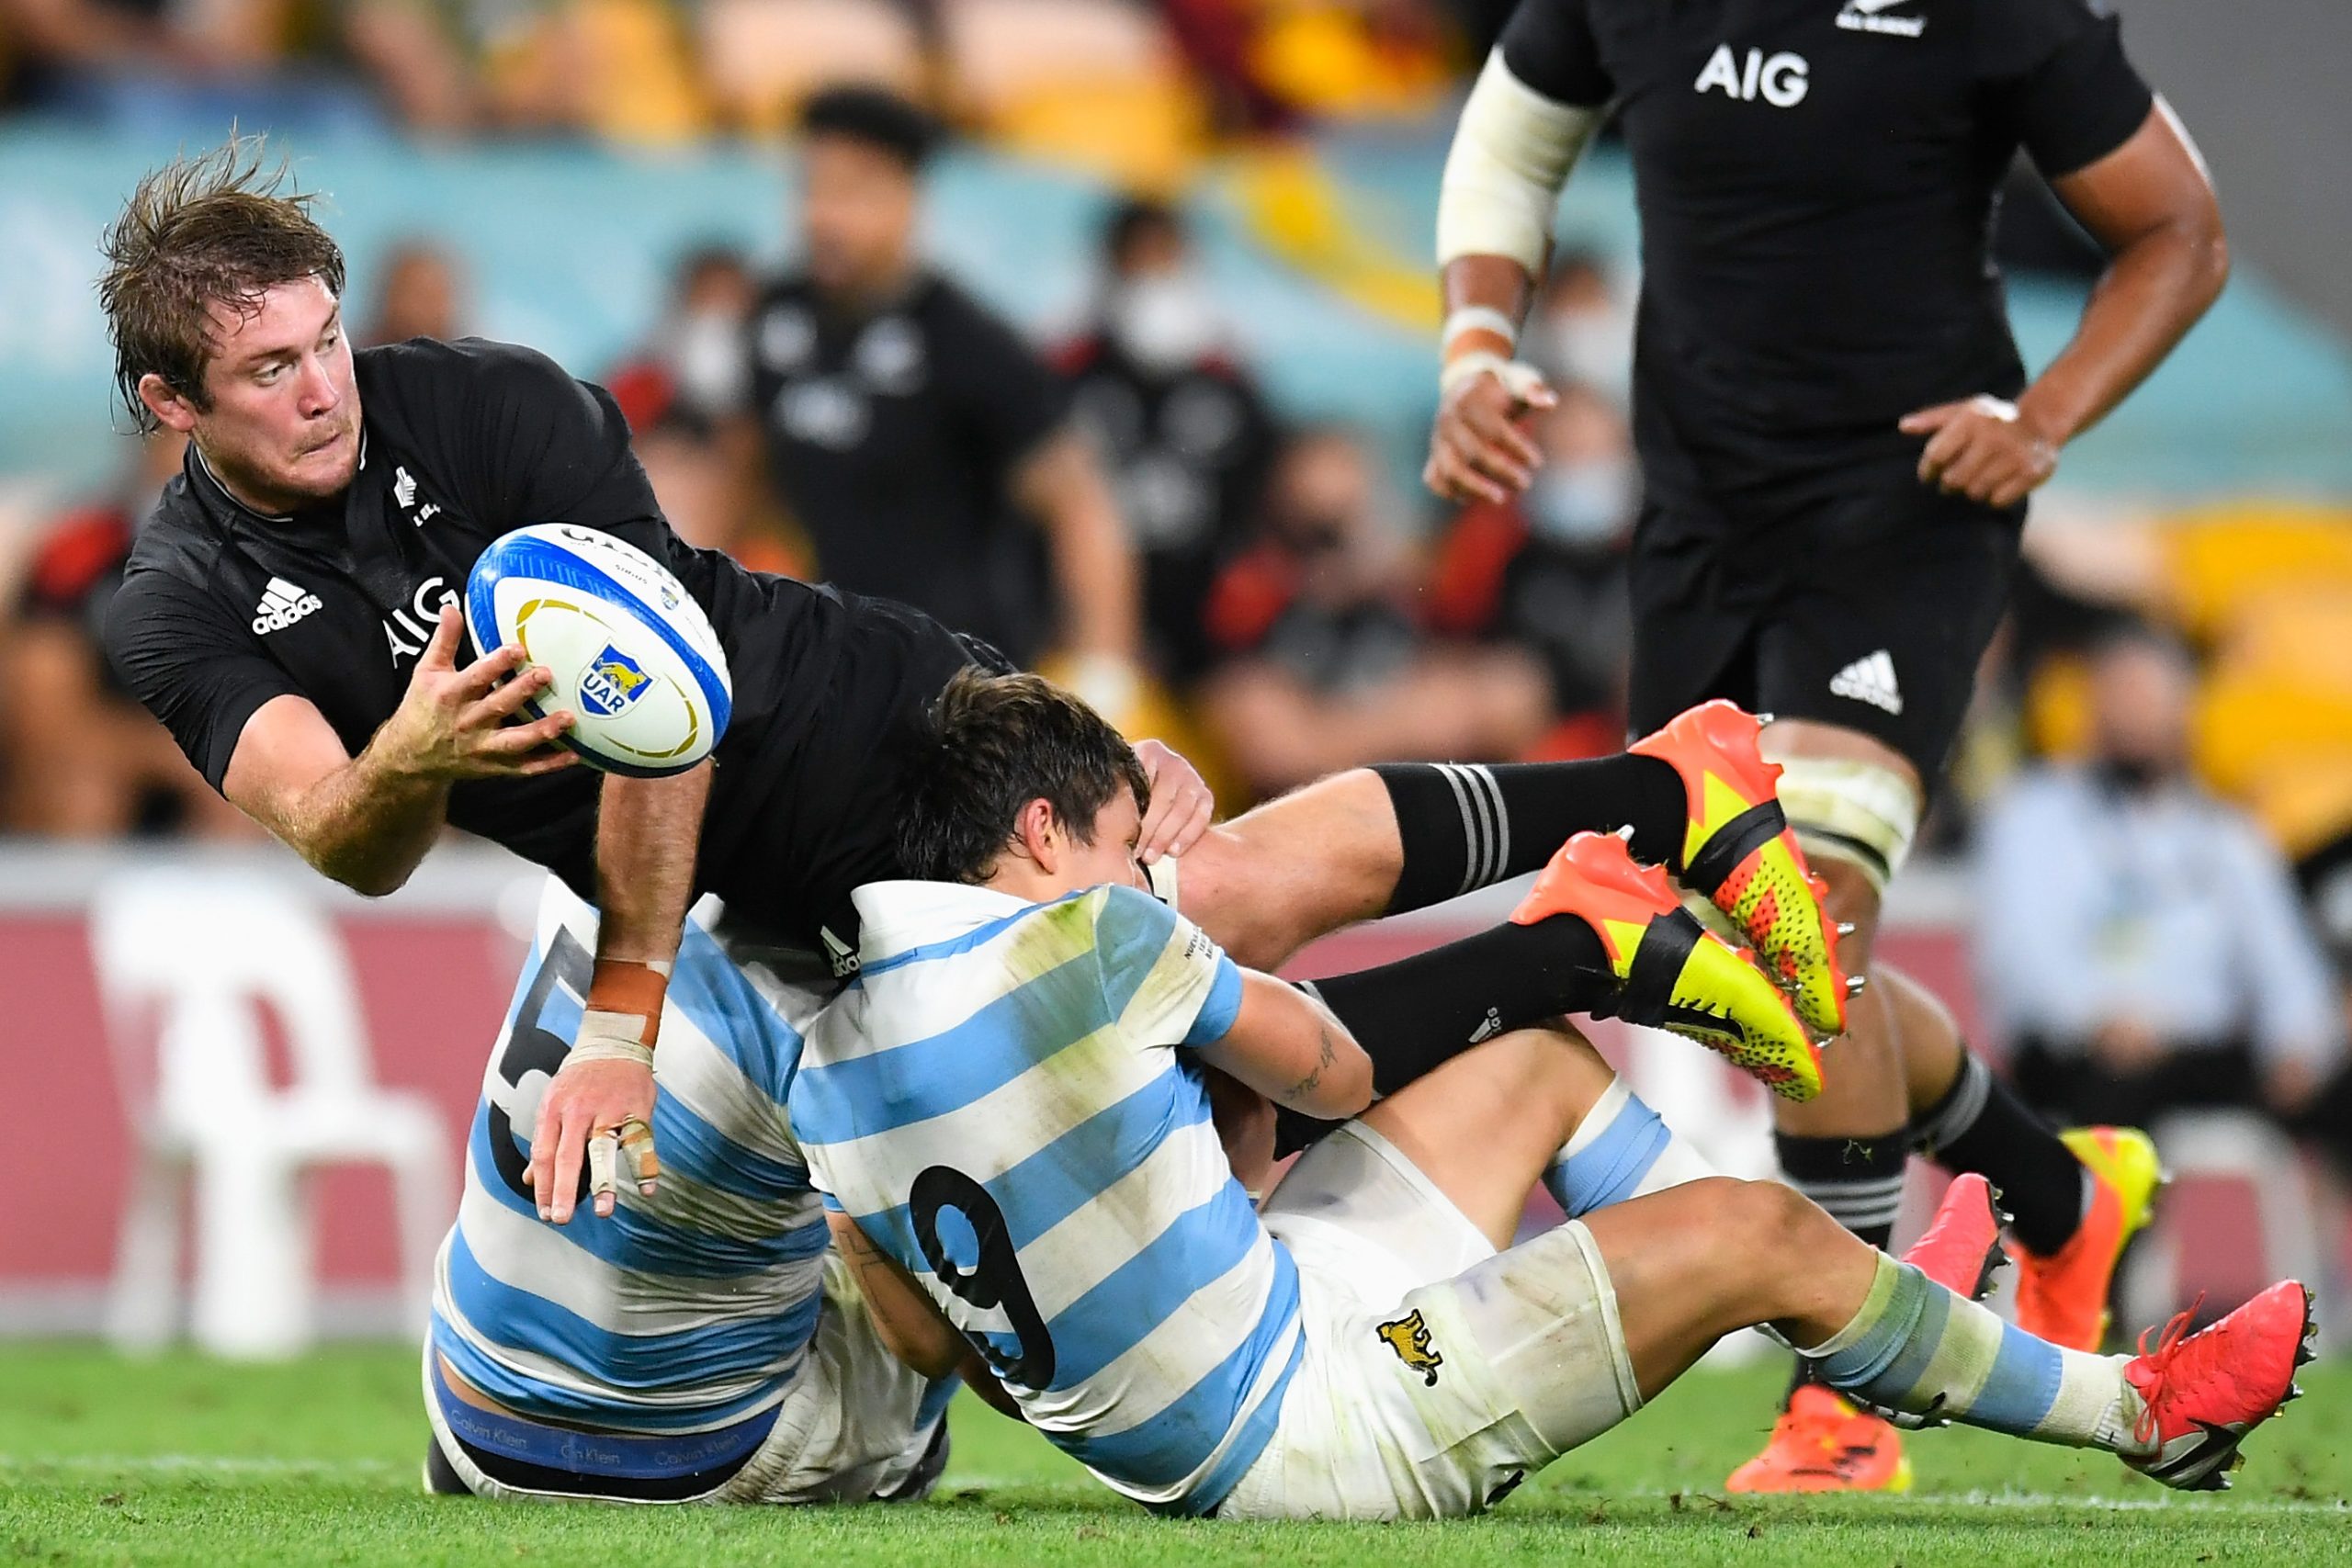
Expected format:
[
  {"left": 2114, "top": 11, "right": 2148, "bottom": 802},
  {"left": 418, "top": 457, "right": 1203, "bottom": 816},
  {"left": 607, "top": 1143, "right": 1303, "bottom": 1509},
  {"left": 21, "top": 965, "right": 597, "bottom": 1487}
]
[
  {"left": 698, "top": 0, "right": 927, "bottom": 136},
  {"left": 2160, "top": 504, "right": 2352, "bottom": 639}
]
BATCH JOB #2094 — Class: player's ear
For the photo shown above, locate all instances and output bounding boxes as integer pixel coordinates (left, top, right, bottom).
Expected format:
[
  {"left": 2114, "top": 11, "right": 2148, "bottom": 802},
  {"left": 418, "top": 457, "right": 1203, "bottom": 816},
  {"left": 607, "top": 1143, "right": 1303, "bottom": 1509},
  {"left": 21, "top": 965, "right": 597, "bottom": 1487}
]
[
  {"left": 1011, "top": 796, "right": 1060, "bottom": 874},
  {"left": 137, "top": 373, "right": 200, "bottom": 434}
]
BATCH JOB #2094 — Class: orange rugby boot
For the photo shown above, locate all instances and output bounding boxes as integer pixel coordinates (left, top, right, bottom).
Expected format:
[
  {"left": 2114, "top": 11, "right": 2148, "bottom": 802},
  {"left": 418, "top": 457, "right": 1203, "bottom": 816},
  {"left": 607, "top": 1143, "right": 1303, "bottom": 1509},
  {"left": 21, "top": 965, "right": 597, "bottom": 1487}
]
[
  {"left": 1511, "top": 830, "right": 1824, "bottom": 1100},
  {"left": 1724, "top": 1387, "right": 1911, "bottom": 1495},
  {"left": 2122, "top": 1280, "right": 2314, "bottom": 1492},
  {"left": 1630, "top": 699, "right": 1853, "bottom": 1037},
  {"left": 2012, "top": 1125, "right": 2164, "bottom": 1351}
]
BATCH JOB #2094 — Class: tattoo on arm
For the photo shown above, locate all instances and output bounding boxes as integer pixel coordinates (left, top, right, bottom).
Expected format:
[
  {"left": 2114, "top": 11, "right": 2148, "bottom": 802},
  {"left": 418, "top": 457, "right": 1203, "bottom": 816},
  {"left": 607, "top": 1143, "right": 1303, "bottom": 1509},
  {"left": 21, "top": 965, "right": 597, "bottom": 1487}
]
[{"left": 1288, "top": 1024, "right": 1340, "bottom": 1103}]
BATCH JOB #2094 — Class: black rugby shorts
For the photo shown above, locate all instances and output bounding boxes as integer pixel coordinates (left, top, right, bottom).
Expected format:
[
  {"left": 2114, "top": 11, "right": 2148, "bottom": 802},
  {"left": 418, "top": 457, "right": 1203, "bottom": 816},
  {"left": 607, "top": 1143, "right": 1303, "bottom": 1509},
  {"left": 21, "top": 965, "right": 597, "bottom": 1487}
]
[{"left": 1625, "top": 468, "right": 2024, "bottom": 784}]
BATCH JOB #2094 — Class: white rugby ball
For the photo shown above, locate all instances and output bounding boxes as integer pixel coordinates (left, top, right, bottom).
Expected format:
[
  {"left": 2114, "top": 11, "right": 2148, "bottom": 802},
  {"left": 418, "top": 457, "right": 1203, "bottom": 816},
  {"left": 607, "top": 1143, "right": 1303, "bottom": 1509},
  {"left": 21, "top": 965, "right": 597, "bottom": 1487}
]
[{"left": 467, "top": 524, "right": 732, "bottom": 778}]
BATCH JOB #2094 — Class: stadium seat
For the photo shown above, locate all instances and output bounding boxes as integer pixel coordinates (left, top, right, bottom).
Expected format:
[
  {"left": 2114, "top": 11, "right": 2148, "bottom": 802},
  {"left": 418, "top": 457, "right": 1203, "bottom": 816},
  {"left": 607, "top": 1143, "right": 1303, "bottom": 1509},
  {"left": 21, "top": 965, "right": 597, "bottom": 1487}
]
[
  {"left": 2116, "top": 1111, "right": 2331, "bottom": 1339},
  {"left": 698, "top": 0, "right": 928, "bottom": 136},
  {"left": 88, "top": 870, "right": 452, "bottom": 1359},
  {"left": 942, "top": 0, "right": 1206, "bottom": 187}
]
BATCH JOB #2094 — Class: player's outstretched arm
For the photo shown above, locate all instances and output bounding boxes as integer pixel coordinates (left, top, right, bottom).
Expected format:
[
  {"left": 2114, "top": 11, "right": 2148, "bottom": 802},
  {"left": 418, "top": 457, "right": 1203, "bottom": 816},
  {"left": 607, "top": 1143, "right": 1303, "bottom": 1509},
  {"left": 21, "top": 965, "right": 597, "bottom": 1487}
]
[
  {"left": 530, "top": 759, "right": 711, "bottom": 1224},
  {"left": 1193, "top": 971, "right": 1373, "bottom": 1122},
  {"left": 220, "top": 603, "right": 575, "bottom": 896}
]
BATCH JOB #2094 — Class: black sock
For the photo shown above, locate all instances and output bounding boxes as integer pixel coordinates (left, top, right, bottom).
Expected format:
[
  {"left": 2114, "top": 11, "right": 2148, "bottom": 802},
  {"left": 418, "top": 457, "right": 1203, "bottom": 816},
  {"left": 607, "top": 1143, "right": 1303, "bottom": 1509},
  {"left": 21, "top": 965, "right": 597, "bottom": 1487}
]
[
  {"left": 1775, "top": 1128, "right": 1907, "bottom": 1404},
  {"left": 1272, "top": 916, "right": 1615, "bottom": 1156},
  {"left": 1910, "top": 1049, "right": 2088, "bottom": 1257},
  {"left": 1373, "top": 757, "right": 1686, "bottom": 914},
  {"left": 1775, "top": 1129, "right": 1907, "bottom": 1255}
]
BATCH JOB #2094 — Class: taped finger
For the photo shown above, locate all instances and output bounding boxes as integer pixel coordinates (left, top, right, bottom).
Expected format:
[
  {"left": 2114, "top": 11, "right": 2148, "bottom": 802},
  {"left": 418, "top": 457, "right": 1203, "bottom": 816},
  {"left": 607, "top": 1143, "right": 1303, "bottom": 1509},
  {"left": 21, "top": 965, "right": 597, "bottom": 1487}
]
[
  {"left": 587, "top": 1128, "right": 621, "bottom": 1216},
  {"left": 616, "top": 1116, "right": 661, "bottom": 1194}
]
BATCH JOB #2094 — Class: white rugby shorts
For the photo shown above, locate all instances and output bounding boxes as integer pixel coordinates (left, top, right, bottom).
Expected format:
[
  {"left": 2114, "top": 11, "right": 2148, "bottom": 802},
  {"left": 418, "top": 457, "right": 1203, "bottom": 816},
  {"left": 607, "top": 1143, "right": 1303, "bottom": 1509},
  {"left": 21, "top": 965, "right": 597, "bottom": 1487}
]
[{"left": 1217, "top": 1122, "right": 1643, "bottom": 1520}]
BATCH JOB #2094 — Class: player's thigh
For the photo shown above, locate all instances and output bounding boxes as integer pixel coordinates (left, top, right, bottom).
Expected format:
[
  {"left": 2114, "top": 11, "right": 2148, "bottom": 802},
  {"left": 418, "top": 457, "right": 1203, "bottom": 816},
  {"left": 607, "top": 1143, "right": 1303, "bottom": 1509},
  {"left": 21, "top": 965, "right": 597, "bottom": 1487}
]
[
  {"left": 1751, "top": 482, "right": 2019, "bottom": 800},
  {"left": 1355, "top": 1023, "right": 1616, "bottom": 1247},
  {"left": 1624, "top": 500, "right": 1764, "bottom": 738},
  {"left": 1177, "top": 768, "right": 1400, "bottom": 969}
]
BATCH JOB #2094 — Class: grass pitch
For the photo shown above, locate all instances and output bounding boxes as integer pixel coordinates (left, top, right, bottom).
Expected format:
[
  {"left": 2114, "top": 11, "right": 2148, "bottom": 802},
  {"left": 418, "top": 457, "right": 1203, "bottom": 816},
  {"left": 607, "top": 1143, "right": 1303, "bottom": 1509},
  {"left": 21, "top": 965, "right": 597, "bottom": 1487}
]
[{"left": 3, "top": 1344, "right": 2347, "bottom": 1567}]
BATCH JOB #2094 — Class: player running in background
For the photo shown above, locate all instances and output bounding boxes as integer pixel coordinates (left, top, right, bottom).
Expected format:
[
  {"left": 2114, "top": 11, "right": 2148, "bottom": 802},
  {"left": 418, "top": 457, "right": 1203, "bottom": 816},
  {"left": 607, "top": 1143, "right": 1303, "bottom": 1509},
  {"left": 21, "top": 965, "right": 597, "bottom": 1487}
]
[
  {"left": 95, "top": 137, "right": 1855, "bottom": 1246},
  {"left": 794, "top": 669, "right": 2312, "bottom": 1518},
  {"left": 1424, "top": 0, "right": 2225, "bottom": 1489}
]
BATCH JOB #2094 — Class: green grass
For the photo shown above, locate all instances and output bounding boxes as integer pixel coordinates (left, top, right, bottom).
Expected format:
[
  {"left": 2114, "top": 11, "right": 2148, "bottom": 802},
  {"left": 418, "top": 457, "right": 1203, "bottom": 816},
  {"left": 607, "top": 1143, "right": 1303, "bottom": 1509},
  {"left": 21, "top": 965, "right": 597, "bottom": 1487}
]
[{"left": 3, "top": 1345, "right": 2347, "bottom": 1566}]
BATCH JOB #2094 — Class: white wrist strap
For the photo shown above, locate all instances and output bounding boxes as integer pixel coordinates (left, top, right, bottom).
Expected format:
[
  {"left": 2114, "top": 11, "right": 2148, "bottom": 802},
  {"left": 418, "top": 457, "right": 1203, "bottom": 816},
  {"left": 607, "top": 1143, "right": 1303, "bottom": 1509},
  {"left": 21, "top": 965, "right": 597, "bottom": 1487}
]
[
  {"left": 1441, "top": 305, "right": 1520, "bottom": 355},
  {"left": 572, "top": 1014, "right": 656, "bottom": 1068}
]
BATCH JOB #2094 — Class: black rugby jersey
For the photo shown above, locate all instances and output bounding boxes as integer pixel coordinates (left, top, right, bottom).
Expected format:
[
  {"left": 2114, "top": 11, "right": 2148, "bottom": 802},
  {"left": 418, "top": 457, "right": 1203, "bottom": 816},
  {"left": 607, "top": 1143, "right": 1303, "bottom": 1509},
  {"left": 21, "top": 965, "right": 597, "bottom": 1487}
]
[
  {"left": 1498, "top": 0, "right": 2154, "bottom": 498},
  {"left": 745, "top": 270, "right": 1069, "bottom": 660},
  {"left": 107, "top": 337, "right": 975, "bottom": 945}
]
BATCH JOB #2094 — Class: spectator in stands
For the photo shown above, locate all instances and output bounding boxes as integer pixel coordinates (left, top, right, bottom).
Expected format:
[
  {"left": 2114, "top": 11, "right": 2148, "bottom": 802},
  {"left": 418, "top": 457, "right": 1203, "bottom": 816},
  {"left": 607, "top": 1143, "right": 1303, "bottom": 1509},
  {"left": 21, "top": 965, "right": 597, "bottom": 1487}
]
[
  {"left": 1521, "top": 247, "right": 1632, "bottom": 407},
  {"left": 1975, "top": 623, "right": 2352, "bottom": 1168},
  {"left": 608, "top": 245, "right": 759, "bottom": 430},
  {"left": 0, "top": 432, "right": 250, "bottom": 837},
  {"left": 1198, "top": 425, "right": 1551, "bottom": 800},
  {"left": 1057, "top": 196, "right": 1278, "bottom": 686},
  {"left": 633, "top": 411, "right": 803, "bottom": 579},
  {"left": 741, "top": 85, "right": 1142, "bottom": 693},
  {"left": 360, "top": 240, "right": 467, "bottom": 345},
  {"left": 1426, "top": 378, "right": 1634, "bottom": 759}
]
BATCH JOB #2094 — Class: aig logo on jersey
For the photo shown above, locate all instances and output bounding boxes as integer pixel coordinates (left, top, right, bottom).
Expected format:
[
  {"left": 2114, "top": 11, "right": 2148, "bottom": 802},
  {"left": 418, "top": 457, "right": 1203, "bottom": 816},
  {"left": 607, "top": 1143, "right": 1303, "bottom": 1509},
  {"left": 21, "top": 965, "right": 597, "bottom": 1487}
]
[
  {"left": 578, "top": 646, "right": 654, "bottom": 717},
  {"left": 1695, "top": 45, "right": 1809, "bottom": 107}
]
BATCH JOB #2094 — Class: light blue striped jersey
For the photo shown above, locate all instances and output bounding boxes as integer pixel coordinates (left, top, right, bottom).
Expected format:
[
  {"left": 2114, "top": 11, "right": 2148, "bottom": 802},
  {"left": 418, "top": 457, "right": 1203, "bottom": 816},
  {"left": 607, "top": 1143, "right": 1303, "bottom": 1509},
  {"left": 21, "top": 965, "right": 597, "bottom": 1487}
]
[
  {"left": 793, "top": 880, "right": 1293, "bottom": 1516},
  {"left": 429, "top": 883, "right": 830, "bottom": 1435}
]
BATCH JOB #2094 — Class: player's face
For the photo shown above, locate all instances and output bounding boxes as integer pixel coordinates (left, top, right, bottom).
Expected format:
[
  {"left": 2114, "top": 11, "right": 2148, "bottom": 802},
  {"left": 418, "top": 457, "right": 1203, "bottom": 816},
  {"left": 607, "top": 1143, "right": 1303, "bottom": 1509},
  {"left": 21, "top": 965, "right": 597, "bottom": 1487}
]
[
  {"left": 1063, "top": 786, "right": 1148, "bottom": 895},
  {"left": 798, "top": 137, "right": 919, "bottom": 297},
  {"left": 184, "top": 276, "right": 361, "bottom": 513}
]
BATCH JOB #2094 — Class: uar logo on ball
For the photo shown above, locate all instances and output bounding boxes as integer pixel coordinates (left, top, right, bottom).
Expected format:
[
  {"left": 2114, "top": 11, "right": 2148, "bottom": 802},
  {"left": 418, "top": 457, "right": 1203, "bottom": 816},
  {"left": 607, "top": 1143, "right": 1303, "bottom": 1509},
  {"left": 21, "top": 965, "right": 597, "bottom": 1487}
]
[{"left": 467, "top": 525, "right": 732, "bottom": 778}]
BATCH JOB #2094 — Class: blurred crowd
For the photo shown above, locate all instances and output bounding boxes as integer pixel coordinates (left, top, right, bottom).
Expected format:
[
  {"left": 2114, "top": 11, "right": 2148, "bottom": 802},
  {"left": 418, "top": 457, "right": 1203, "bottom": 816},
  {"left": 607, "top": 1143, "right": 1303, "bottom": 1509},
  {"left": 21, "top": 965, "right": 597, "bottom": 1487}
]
[
  {"left": 6, "top": 64, "right": 2352, "bottom": 1186},
  {"left": 0, "top": 0, "right": 1487, "bottom": 186}
]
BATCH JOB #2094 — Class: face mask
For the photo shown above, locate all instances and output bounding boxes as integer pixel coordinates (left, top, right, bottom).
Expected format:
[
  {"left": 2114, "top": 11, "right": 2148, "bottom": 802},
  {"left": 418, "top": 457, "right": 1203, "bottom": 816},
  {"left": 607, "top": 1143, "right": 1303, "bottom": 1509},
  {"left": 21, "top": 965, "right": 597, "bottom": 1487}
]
[
  {"left": 1109, "top": 274, "right": 1221, "bottom": 374},
  {"left": 671, "top": 310, "right": 747, "bottom": 413},
  {"left": 1543, "top": 310, "right": 1632, "bottom": 395},
  {"left": 2095, "top": 755, "right": 2175, "bottom": 796},
  {"left": 1527, "top": 459, "right": 1632, "bottom": 546}
]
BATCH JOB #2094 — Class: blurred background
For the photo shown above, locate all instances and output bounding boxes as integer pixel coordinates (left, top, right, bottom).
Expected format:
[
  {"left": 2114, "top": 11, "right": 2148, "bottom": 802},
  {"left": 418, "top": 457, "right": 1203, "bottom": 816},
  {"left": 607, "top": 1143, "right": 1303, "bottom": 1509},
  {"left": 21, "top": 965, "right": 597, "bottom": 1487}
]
[{"left": 3, "top": 0, "right": 2351, "bottom": 1357}]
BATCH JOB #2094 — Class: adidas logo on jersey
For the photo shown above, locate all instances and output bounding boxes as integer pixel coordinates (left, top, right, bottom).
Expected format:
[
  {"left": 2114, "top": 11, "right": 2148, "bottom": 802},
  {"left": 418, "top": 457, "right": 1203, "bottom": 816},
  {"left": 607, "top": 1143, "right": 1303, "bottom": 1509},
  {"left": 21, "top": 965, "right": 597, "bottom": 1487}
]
[
  {"left": 251, "top": 576, "right": 323, "bottom": 635},
  {"left": 1836, "top": 0, "right": 1926, "bottom": 37},
  {"left": 1829, "top": 650, "right": 1905, "bottom": 715}
]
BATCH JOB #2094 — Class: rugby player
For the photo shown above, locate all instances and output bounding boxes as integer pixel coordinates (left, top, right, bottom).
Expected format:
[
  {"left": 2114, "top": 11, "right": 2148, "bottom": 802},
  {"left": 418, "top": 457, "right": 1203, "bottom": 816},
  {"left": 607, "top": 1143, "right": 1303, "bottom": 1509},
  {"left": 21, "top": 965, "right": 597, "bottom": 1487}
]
[
  {"left": 96, "top": 140, "right": 1846, "bottom": 1502},
  {"left": 795, "top": 669, "right": 2312, "bottom": 1518},
  {"left": 96, "top": 138, "right": 1856, "bottom": 1232},
  {"left": 1423, "top": 0, "right": 2225, "bottom": 1486}
]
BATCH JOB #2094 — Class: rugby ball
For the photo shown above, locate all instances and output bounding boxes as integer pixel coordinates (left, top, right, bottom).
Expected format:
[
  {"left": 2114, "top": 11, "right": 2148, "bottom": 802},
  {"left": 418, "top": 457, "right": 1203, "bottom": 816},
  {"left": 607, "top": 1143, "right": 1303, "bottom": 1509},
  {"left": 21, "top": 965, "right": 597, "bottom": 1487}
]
[{"left": 467, "top": 525, "right": 732, "bottom": 777}]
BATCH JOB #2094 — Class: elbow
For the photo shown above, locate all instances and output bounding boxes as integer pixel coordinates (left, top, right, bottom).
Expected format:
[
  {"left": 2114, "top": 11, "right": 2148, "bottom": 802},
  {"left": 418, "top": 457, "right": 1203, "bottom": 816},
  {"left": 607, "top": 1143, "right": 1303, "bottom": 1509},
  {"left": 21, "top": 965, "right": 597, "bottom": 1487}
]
[
  {"left": 2195, "top": 225, "right": 2231, "bottom": 309},
  {"left": 2165, "top": 206, "right": 2229, "bottom": 313},
  {"left": 1296, "top": 1043, "right": 1375, "bottom": 1122},
  {"left": 313, "top": 851, "right": 411, "bottom": 898}
]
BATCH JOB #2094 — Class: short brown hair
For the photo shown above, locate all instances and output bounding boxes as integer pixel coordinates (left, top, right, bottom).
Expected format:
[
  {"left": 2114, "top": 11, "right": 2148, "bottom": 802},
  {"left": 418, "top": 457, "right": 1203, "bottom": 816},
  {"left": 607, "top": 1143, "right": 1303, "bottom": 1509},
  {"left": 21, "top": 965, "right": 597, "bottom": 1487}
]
[
  {"left": 898, "top": 669, "right": 1150, "bottom": 885},
  {"left": 98, "top": 137, "right": 347, "bottom": 431}
]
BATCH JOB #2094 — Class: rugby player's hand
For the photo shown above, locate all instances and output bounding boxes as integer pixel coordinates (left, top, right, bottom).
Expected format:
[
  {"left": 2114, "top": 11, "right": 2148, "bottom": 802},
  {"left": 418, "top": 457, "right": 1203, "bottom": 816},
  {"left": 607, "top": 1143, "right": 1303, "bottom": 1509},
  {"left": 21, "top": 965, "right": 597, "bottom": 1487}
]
[
  {"left": 1424, "top": 361, "right": 1556, "bottom": 505},
  {"left": 382, "top": 604, "right": 579, "bottom": 780},
  {"left": 1134, "top": 739, "right": 1214, "bottom": 864},
  {"left": 530, "top": 1043, "right": 660, "bottom": 1224},
  {"left": 1901, "top": 395, "right": 2060, "bottom": 508}
]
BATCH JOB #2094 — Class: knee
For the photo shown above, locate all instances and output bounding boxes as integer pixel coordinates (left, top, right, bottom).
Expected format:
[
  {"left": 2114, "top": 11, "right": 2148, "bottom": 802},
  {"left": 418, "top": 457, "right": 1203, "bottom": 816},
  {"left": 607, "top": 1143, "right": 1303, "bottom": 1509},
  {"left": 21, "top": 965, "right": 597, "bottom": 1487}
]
[
  {"left": 1815, "top": 858, "right": 1882, "bottom": 942},
  {"left": 1710, "top": 1179, "right": 1833, "bottom": 1282}
]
